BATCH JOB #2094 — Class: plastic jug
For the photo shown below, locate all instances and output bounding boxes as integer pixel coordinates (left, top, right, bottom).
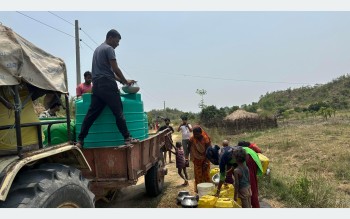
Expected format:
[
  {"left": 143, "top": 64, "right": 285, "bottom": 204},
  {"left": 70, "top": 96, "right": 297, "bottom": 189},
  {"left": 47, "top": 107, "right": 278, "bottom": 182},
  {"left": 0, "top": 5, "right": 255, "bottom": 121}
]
[{"left": 198, "top": 195, "right": 218, "bottom": 208}]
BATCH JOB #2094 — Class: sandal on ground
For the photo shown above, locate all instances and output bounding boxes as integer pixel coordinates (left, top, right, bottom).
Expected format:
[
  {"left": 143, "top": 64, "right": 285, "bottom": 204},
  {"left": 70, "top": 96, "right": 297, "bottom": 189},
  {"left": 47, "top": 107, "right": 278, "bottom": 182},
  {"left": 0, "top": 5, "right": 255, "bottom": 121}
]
[
  {"left": 182, "top": 181, "right": 189, "bottom": 186},
  {"left": 124, "top": 137, "right": 139, "bottom": 145}
]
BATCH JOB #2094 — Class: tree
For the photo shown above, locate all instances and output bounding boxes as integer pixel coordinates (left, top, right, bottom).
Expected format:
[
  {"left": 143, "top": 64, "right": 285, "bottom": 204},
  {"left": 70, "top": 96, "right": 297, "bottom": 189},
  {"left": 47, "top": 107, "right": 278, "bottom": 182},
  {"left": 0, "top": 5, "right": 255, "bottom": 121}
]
[
  {"left": 196, "top": 89, "right": 207, "bottom": 110},
  {"left": 199, "top": 105, "right": 226, "bottom": 127}
]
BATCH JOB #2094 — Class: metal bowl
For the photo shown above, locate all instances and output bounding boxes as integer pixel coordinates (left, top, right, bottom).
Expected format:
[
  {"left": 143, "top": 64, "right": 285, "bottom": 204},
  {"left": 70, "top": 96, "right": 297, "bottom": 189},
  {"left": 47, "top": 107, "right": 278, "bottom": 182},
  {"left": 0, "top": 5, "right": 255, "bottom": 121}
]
[
  {"left": 121, "top": 85, "right": 140, "bottom": 94},
  {"left": 181, "top": 196, "right": 198, "bottom": 208},
  {"left": 212, "top": 173, "right": 220, "bottom": 186},
  {"left": 176, "top": 191, "right": 190, "bottom": 204}
]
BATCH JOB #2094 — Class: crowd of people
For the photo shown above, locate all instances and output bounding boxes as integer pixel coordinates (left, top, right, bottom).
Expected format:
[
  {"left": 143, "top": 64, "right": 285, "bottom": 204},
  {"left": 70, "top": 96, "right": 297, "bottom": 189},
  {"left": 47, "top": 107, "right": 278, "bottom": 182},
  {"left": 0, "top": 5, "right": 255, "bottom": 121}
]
[{"left": 156, "top": 115, "right": 265, "bottom": 208}]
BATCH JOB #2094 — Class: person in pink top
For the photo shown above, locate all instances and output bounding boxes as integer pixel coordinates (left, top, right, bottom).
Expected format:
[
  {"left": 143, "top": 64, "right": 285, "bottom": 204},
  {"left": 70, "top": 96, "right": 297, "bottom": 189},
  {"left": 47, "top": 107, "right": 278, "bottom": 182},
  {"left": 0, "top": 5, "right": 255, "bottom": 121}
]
[{"left": 76, "top": 71, "right": 93, "bottom": 97}]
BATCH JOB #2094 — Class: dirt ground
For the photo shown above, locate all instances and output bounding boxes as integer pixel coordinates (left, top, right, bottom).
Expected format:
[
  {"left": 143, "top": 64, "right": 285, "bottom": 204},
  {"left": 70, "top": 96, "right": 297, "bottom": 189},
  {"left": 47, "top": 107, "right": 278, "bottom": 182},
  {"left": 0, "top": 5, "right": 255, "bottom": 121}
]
[{"left": 95, "top": 132, "right": 273, "bottom": 208}]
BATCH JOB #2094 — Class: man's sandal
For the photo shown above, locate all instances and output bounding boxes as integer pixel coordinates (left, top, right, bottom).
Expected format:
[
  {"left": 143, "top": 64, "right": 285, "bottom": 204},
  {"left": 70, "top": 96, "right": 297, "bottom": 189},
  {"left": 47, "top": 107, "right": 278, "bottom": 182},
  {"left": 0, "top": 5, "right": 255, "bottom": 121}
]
[{"left": 124, "top": 137, "right": 139, "bottom": 145}]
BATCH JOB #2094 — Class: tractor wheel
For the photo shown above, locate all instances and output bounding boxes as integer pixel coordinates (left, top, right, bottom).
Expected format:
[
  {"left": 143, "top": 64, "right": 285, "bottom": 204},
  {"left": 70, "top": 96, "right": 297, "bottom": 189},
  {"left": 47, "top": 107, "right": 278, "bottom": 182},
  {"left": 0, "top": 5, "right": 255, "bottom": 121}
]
[
  {"left": 145, "top": 159, "right": 165, "bottom": 197},
  {"left": 0, "top": 163, "right": 95, "bottom": 208}
]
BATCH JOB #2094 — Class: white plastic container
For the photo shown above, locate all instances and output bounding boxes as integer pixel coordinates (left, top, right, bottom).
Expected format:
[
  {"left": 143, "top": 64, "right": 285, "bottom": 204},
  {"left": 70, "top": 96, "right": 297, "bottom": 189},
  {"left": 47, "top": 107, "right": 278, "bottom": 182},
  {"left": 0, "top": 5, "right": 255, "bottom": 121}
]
[{"left": 197, "top": 183, "right": 215, "bottom": 197}]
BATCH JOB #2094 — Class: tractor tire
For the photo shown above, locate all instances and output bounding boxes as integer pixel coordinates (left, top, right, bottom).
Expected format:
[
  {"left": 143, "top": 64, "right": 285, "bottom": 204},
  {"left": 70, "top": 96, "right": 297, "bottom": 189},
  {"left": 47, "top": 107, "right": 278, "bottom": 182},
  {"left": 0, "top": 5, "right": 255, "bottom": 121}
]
[
  {"left": 0, "top": 163, "right": 95, "bottom": 208},
  {"left": 145, "top": 160, "right": 165, "bottom": 197}
]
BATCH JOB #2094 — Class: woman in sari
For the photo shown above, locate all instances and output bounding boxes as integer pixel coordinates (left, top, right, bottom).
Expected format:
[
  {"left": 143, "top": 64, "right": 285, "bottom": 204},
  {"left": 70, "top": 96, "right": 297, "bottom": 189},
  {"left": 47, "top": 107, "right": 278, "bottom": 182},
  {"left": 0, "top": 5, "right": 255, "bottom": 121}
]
[{"left": 189, "top": 126, "right": 212, "bottom": 193}]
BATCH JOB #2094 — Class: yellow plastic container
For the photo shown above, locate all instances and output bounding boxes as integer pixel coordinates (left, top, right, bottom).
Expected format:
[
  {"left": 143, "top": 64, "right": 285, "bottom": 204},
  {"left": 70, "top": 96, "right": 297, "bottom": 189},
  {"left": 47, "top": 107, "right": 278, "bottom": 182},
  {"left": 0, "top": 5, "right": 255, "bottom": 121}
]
[
  {"left": 235, "top": 198, "right": 242, "bottom": 208},
  {"left": 198, "top": 195, "right": 218, "bottom": 208},
  {"left": 215, "top": 198, "right": 242, "bottom": 208},
  {"left": 210, "top": 168, "right": 220, "bottom": 179},
  {"left": 220, "top": 184, "right": 234, "bottom": 198},
  {"left": 258, "top": 153, "right": 270, "bottom": 174},
  {"left": 215, "top": 198, "right": 234, "bottom": 208}
]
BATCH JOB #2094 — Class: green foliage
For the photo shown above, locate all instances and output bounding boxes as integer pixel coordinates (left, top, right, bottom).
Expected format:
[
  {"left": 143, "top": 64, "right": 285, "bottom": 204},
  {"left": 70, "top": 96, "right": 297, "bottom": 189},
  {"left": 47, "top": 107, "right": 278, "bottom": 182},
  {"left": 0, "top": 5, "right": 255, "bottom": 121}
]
[
  {"left": 259, "top": 173, "right": 337, "bottom": 207},
  {"left": 220, "top": 106, "right": 239, "bottom": 115},
  {"left": 290, "top": 175, "right": 312, "bottom": 206},
  {"left": 147, "top": 108, "right": 198, "bottom": 124},
  {"left": 199, "top": 105, "right": 226, "bottom": 127},
  {"left": 241, "top": 102, "right": 258, "bottom": 113},
  {"left": 308, "top": 101, "right": 329, "bottom": 112},
  {"left": 257, "top": 74, "right": 350, "bottom": 112}
]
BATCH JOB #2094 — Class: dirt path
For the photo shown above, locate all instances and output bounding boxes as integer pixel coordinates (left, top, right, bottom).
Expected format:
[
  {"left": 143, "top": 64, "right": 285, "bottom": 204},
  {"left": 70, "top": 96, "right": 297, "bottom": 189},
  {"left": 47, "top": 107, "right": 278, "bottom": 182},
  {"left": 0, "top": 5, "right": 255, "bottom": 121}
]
[
  {"left": 95, "top": 132, "right": 196, "bottom": 208},
  {"left": 95, "top": 132, "right": 272, "bottom": 208}
]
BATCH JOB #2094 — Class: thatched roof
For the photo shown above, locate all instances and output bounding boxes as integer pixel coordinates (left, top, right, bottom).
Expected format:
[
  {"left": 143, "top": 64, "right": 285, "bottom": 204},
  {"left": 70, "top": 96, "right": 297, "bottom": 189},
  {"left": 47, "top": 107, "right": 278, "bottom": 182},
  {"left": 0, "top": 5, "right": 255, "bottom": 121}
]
[{"left": 224, "top": 109, "right": 259, "bottom": 121}]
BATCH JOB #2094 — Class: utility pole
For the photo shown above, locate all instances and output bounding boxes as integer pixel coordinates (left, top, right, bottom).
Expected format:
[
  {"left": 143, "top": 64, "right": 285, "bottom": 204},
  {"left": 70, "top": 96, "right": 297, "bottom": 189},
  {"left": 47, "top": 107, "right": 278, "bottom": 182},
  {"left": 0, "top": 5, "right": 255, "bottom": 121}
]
[
  {"left": 163, "top": 101, "right": 166, "bottom": 118},
  {"left": 75, "top": 20, "right": 81, "bottom": 86}
]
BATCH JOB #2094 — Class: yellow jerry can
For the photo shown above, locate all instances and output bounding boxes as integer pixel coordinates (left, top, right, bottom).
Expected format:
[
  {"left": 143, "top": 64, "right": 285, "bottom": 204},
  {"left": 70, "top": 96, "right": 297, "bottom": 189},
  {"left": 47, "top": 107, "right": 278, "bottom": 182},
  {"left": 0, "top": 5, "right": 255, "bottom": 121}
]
[
  {"left": 220, "top": 184, "right": 234, "bottom": 198},
  {"left": 215, "top": 198, "right": 242, "bottom": 208},
  {"left": 258, "top": 153, "right": 270, "bottom": 175},
  {"left": 215, "top": 198, "right": 234, "bottom": 208},
  {"left": 198, "top": 195, "right": 218, "bottom": 208}
]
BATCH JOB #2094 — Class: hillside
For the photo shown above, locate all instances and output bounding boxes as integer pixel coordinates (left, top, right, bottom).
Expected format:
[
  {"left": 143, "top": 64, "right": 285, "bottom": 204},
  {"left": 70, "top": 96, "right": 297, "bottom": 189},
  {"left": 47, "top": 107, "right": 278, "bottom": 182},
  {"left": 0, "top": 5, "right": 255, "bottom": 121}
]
[{"left": 257, "top": 74, "right": 350, "bottom": 111}]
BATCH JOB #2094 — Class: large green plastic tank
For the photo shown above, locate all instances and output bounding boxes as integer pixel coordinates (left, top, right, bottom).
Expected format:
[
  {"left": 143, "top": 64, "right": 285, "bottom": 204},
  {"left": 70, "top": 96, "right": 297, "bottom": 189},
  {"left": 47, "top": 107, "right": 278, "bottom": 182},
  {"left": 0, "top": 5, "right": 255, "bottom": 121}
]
[
  {"left": 144, "top": 112, "right": 149, "bottom": 139},
  {"left": 41, "top": 119, "right": 76, "bottom": 146},
  {"left": 75, "top": 92, "right": 148, "bottom": 148}
]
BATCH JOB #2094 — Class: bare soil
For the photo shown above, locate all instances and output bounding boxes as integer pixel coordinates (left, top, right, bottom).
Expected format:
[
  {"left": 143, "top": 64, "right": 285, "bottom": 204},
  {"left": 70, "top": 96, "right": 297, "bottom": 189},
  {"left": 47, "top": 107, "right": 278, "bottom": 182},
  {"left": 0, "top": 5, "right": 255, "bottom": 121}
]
[{"left": 95, "top": 132, "right": 274, "bottom": 208}]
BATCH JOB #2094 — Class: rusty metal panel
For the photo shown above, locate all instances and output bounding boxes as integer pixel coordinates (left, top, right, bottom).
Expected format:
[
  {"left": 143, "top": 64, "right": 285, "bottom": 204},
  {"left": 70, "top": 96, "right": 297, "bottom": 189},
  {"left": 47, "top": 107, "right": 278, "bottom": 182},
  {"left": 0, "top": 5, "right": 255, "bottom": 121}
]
[
  {"left": 81, "top": 148, "right": 128, "bottom": 179},
  {"left": 81, "top": 149, "right": 96, "bottom": 178},
  {"left": 142, "top": 139, "right": 151, "bottom": 168},
  {"left": 128, "top": 144, "right": 142, "bottom": 180}
]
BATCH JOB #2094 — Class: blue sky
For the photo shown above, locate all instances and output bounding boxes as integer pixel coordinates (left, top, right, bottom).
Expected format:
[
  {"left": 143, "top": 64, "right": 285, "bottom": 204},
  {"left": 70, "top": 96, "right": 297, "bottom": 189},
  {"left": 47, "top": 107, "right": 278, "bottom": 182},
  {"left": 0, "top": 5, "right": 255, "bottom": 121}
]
[{"left": 1, "top": 10, "right": 350, "bottom": 112}]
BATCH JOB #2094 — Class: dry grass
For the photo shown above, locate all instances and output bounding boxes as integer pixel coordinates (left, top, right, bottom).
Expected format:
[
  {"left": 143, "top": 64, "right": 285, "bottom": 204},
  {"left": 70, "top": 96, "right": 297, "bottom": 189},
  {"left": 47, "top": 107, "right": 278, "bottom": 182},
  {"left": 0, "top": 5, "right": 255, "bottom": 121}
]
[
  {"left": 224, "top": 109, "right": 259, "bottom": 120},
  {"left": 211, "top": 112, "right": 350, "bottom": 207},
  {"left": 97, "top": 112, "right": 350, "bottom": 208}
]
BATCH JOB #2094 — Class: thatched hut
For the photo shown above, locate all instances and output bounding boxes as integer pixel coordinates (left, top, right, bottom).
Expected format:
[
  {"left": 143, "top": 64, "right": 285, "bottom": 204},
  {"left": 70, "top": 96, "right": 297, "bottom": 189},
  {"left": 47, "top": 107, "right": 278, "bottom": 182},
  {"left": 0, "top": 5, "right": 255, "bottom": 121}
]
[
  {"left": 224, "top": 109, "right": 259, "bottom": 121},
  {"left": 222, "top": 109, "right": 277, "bottom": 134}
]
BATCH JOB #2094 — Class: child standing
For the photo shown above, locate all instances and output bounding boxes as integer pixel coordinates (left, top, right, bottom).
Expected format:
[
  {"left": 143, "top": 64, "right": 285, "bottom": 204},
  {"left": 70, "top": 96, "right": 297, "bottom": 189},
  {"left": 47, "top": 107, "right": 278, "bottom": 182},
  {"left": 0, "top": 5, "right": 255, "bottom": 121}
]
[
  {"left": 157, "top": 118, "right": 175, "bottom": 164},
  {"left": 170, "top": 141, "right": 189, "bottom": 186},
  {"left": 233, "top": 148, "right": 252, "bottom": 208}
]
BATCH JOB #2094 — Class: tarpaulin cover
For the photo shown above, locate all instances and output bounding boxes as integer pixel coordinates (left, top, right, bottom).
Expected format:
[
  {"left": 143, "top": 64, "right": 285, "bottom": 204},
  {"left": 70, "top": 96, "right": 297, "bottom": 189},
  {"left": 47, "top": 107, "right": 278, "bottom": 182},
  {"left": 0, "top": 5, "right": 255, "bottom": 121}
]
[{"left": 0, "top": 24, "right": 68, "bottom": 93}]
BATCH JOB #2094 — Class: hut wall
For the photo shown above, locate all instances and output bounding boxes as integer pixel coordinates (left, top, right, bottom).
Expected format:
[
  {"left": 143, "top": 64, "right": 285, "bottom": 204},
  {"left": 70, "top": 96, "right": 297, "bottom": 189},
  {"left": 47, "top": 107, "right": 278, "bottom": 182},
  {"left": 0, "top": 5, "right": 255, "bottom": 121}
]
[{"left": 222, "top": 117, "right": 277, "bottom": 135}]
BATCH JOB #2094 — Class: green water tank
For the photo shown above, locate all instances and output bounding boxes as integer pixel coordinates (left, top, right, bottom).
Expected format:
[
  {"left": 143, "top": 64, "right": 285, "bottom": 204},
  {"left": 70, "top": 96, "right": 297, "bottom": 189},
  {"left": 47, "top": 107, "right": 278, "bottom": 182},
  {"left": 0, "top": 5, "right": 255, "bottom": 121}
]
[
  {"left": 144, "top": 112, "right": 149, "bottom": 139},
  {"left": 41, "top": 119, "right": 75, "bottom": 146},
  {"left": 75, "top": 93, "right": 147, "bottom": 148}
]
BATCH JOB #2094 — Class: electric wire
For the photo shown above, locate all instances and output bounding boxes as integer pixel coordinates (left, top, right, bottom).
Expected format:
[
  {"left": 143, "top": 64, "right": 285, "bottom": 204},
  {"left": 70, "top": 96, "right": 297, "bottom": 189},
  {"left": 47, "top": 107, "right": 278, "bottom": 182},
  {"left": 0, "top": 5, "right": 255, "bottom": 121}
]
[
  {"left": 16, "top": 11, "right": 75, "bottom": 39},
  {"left": 80, "top": 40, "right": 95, "bottom": 52},
  {"left": 80, "top": 28, "right": 99, "bottom": 46},
  {"left": 47, "top": 11, "right": 97, "bottom": 53},
  {"left": 118, "top": 65, "right": 165, "bottom": 106},
  {"left": 170, "top": 73, "right": 318, "bottom": 85},
  {"left": 13, "top": 12, "right": 191, "bottom": 109},
  {"left": 47, "top": 11, "right": 74, "bottom": 26}
]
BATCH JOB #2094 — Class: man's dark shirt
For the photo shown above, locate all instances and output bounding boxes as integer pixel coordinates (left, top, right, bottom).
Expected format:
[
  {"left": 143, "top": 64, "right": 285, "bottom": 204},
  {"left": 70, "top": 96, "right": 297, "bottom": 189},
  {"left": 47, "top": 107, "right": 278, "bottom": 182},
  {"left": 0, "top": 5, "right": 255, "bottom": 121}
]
[{"left": 157, "top": 125, "right": 174, "bottom": 133}]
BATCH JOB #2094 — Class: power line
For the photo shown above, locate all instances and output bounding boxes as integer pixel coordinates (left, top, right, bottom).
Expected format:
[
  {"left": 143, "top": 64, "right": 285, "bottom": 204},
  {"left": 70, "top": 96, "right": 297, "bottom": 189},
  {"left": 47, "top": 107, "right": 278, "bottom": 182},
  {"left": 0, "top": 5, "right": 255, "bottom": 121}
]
[
  {"left": 16, "top": 11, "right": 75, "bottom": 39},
  {"left": 48, "top": 11, "right": 97, "bottom": 52},
  {"left": 170, "top": 73, "right": 319, "bottom": 85},
  {"left": 46, "top": 12, "right": 97, "bottom": 53},
  {"left": 47, "top": 11, "right": 74, "bottom": 26},
  {"left": 80, "top": 39, "right": 94, "bottom": 52},
  {"left": 80, "top": 28, "right": 99, "bottom": 46},
  {"left": 119, "top": 65, "right": 164, "bottom": 105}
]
